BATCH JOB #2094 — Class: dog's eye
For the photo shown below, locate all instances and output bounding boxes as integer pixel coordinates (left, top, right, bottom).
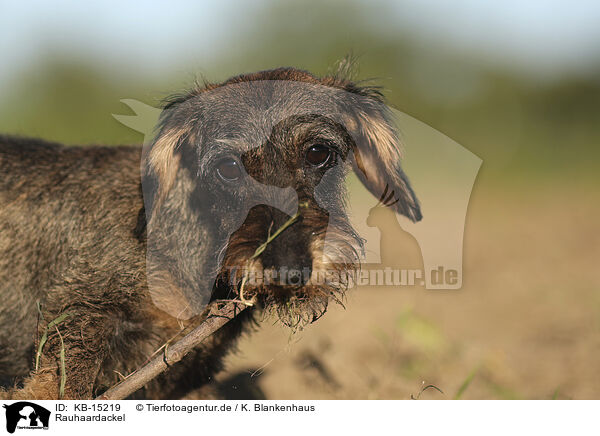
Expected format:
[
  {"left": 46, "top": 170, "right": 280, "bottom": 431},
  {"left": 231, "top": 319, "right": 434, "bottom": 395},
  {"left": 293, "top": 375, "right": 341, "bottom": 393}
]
[
  {"left": 306, "top": 145, "right": 332, "bottom": 167},
  {"left": 216, "top": 158, "right": 242, "bottom": 181}
]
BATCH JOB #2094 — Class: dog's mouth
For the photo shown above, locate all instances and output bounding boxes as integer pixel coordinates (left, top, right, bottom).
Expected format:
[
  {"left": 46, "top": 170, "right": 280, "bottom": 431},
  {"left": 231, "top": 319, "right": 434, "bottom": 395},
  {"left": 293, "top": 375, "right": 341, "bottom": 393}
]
[
  {"left": 213, "top": 204, "right": 363, "bottom": 328},
  {"left": 216, "top": 254, "right": 358, "bottom": 328}
]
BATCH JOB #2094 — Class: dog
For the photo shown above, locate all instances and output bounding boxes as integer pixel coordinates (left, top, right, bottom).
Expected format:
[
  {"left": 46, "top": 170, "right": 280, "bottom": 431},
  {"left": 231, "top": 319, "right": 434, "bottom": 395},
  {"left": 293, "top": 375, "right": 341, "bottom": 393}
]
[{"left": 0, "top": 65, "right": 421, "bottom": 399}]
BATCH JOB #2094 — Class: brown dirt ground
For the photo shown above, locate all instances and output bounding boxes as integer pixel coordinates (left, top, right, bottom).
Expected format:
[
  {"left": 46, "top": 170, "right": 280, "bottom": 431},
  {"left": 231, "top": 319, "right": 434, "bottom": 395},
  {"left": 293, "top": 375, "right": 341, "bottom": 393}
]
[{"left": 217, "top": 179, "right": 600, "bottom": 399}]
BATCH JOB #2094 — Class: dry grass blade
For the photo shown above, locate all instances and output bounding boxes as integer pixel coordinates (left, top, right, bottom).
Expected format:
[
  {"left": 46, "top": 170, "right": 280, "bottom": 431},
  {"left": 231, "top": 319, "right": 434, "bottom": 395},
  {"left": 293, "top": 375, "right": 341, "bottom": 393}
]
[
  {"left": 251, "top": 201, "right": 308, "bottom": 260},
  {"left": 454, "top": 367, "right": 479, "bottom": 400},
  {"left": 35, "top": 306, "right": 70, "bottom": 371},
  {"left": 55, "top": 326, "right": 67, "bottom": 399},
  {"left": 239, "top": 201, "right": 308, "bottom": 305},
  {"left": 411, "top": 383, "right": 444, "bottom": 400}
]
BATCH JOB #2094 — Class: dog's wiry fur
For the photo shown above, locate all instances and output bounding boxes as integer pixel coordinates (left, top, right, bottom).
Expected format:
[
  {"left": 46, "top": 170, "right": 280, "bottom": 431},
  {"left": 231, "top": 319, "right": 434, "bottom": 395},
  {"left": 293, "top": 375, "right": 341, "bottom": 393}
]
[{"left": 0, "top": 66, "right": 420, "bottom": 399}]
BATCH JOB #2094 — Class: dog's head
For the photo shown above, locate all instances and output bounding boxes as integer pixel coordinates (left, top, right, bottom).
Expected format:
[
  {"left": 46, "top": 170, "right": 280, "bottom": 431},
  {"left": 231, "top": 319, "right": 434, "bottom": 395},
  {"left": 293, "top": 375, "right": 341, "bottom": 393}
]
[{"left": 142, "top": 67, "right": 421, "bottom": 325}]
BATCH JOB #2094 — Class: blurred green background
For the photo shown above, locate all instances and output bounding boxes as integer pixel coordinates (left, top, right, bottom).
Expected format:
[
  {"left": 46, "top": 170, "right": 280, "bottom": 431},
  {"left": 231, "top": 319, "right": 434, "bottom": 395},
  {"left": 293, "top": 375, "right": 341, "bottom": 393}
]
[{"left": 1, "top": 0, "right": 599, "bottom": 184}]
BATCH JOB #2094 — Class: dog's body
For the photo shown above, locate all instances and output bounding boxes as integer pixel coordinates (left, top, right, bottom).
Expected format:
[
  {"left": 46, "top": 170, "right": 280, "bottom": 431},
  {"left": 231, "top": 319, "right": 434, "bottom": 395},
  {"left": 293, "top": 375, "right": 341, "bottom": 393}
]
[
  {"left": 0, "top": 137, "right": 252, "bottom": 399},
  {"left": 0, "top": 67, "right": 420, "bottom": 399}
]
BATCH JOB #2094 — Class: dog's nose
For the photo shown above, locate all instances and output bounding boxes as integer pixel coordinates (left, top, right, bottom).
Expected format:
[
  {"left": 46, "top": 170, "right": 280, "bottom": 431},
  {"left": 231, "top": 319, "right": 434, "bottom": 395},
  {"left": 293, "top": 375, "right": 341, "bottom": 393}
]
[
  {"left": 262, "top": 248, "right": 313, "bottom": 287},
  {"left": 286, "top": 265, "right": 312, "bottom": 287}
]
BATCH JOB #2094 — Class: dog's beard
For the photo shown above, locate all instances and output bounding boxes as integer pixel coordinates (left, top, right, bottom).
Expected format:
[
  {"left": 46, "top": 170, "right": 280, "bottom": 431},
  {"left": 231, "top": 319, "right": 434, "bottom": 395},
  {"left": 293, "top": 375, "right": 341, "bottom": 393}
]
[{"left": 218, "top": 223, "right": 363, "bottom": 329}]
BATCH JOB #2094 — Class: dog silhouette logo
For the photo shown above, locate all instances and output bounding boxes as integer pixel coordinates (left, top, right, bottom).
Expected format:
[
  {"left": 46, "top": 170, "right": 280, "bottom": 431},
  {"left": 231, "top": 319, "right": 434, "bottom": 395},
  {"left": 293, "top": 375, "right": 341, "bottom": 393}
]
[{"left": 2, "top": 402, "right": 50, "bottom": 433}]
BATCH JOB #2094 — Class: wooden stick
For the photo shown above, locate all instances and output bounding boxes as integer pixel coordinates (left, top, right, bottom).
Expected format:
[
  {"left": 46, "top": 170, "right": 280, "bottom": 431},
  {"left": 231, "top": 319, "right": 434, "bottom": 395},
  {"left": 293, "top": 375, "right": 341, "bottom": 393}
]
[{"left": 95, "top": 301, "right": 247, "bottom": 400}]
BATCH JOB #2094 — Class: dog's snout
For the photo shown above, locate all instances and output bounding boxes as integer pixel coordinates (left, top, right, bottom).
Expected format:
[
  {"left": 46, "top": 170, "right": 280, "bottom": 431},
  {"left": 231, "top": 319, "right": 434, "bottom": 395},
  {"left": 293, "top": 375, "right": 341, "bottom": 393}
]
[
  {"left": 261, "top": 239, "right": 313, "bottom": 287},
  {"left": 260, "top": 208, "right": 312, "bottom": 287}
]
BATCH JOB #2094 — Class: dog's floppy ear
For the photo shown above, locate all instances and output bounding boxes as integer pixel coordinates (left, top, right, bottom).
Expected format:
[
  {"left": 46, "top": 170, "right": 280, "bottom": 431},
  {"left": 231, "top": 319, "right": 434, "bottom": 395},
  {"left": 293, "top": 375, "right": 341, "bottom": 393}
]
[
  {"left": 343, "top": 94, "right": 422, "bottom": 222},
  {"left": 141, "top": 109, "right": 195, "bottom": 215}
]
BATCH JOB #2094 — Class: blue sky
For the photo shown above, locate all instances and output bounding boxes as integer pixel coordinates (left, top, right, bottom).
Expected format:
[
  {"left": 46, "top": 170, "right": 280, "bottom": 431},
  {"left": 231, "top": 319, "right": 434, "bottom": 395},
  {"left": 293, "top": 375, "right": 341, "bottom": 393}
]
[{"left": 1, "top": 0, "right": 599, "bottom": 88}]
